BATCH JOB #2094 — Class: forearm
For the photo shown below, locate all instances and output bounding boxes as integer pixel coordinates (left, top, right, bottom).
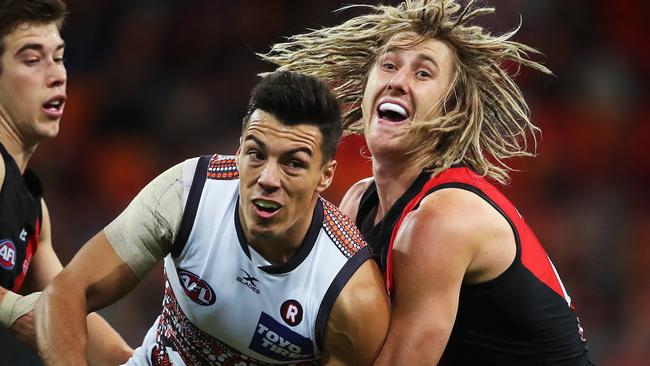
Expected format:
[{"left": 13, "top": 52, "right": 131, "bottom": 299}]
[
  {"left": 373, "top": 329, "right": 446, "bottom": 366},
  {"left": 35, "top": 276, "right": 89, "bottom": 366},
  {"left": 86, "top": 312, "right": 133, "bottom": 366}
]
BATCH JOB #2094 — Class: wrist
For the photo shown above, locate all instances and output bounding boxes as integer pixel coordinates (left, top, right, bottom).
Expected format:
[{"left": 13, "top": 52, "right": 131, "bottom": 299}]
[{"left": 0, "top": 290, "right": 40, "bottom": 327}]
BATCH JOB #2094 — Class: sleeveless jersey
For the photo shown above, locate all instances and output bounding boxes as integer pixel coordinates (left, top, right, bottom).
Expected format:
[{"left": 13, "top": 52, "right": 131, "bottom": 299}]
[
  {"left": 129, "top": 155, "right": 372, "bottom": 366},
  {"left": 0, "top": 143, "right": 42, "bottom": 292},
  {"left": 357, "top": 166, "right": 592, "bottom": 365}
]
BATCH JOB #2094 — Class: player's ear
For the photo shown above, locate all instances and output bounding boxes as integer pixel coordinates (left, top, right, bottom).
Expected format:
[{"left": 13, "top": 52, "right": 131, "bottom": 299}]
[{"left": 316, "top": 159, "right": 336, "bottom": 193}]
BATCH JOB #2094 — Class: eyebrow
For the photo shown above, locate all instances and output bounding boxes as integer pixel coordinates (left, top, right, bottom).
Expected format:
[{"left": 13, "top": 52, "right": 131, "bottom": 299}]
[
  {"left": 384, "top": 46, "right": 439, "bottom": 69},
  {"left": 15, "top": 41, "right": 65, "bottom": 56},
  {"left": 244, "top": 134, "right": 313, "bottom": 156}
]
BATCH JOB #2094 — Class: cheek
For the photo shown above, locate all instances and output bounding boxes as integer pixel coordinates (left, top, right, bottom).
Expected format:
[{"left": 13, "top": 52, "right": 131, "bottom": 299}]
[
  {"left": 239, "top": 167, "right": 257, "bottom": 188},
  {"left": 415, "top": 86, "right": 446, "bottom": 119},
  {"left": 286, "top": 180, "right": 314, "bottom": 202},
  {"left": 361, "top": 67, "right": 382, "bottom": 101},
  {"left": 1, "top": 90, "right": 29, "bottom": 117},
  {"left": 360, "top": 85, "right": 373, "bottom": 115}
]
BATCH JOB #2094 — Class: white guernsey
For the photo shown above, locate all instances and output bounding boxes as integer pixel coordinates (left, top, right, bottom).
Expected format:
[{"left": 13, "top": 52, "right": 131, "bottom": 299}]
[{"left": 107, "top": 155, "right": 372, "bottom": 365}]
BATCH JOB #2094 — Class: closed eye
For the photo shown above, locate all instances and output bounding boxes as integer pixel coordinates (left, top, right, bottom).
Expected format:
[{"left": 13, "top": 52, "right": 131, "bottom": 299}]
[{"left": 24, "top": 58, "right": 40, "bottom": 66}]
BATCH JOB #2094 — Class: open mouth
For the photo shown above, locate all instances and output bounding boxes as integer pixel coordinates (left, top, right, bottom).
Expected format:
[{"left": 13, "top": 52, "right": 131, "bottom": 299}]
[
  {"left": 253, "top": 199, "right": 281, "bottom": 215},
  {"left": 377, "top": 102, "right": 409, "bottom": 123},
  {"left": 42, "top": 96, "right": 65, "bottom": 113}
]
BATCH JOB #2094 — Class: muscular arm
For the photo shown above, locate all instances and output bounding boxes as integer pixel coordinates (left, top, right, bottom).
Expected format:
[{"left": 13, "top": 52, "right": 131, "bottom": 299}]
[
  {"left": 322, "top": 259, "right": 390, "bottom": 365},
  {"left": 36, "top": 231, "right": 139, "bottom": 366},
  {"left": 373, "top": 189, "right": 515, "bottom": 364},
  {"left": 36, "top": 161, "right": 188, "bottom": 365},
  {"left": 29, "top": 201, "right": 134, "bottom": 364}
]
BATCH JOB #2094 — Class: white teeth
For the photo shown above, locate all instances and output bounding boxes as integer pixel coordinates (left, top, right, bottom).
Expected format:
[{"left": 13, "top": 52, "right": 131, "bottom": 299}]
[
  {"left": 44, "top": 99, "right": 62, "bottom": 108},
  {"left": 379, "top": 102, "right": 408, "bottom": 118},
  {"left": 255, "top": 200, "right": 279, "bottom": 209}
]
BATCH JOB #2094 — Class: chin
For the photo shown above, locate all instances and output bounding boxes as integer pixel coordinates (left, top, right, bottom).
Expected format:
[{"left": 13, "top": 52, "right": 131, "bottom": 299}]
[
  {"left": 249, "top": 225, "right": 278, "bottom": 240},
  {"left": 37, "top": 122, "right": 61, "bottom": 139},
  {"left": 45, "top": 128, "right": 60, "bottom": 138},
  {"left": 368, "top": 136, "right": 407, "bottom": 153}
]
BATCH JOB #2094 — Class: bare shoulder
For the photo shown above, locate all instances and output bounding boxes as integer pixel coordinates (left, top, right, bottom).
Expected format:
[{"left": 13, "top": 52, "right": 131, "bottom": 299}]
[
  {"left": 390, "top": 189, "right": 477, "bottom": 278},
  {"left": 338, "top": 177, "right": 374, "bottom": 221},
  {"left": 398, "top": 188, "right": 515, "bottom": 283},
  {"left": 374, "top": 190, "right": 495, "bottom": 365},
  {"left": 331, "top": 259, "right": 388, "bottom": 321},
  {"left": 323, "top": 259, "right": 389, "bottom": 365}
]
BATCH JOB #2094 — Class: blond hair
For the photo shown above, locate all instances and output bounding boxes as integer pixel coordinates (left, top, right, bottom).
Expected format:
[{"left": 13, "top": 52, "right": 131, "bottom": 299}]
[{"left": 260, "top": 0, "right": 551, "bottom": 184}]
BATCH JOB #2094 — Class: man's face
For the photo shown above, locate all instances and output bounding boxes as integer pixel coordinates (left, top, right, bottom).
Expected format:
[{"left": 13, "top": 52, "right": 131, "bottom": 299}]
[
  {"left": 361, "top": 32, "right": 455, "bottom": 158},
  {"left": 237, "top": 109, "right": 336, "bottom": 244},
  {"left": 0, "top": 22, "right": 66, "bottom": 146}
]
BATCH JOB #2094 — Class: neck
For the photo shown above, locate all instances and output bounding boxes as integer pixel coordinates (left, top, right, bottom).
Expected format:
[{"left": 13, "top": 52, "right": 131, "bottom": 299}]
[
  {"left": 248, "top": 233, "right": 304, "bottom": 266},
  {"left": 371, "top": 156, "right": 424, "bottom": 223},
  {"left": 0, "top": 121, "right": 37, "bottom": 173}
]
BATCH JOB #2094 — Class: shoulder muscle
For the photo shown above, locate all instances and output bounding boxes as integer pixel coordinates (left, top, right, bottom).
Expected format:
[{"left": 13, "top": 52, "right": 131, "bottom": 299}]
[{"left": 323, "top": 259, "right": 389, "bottom": 365}]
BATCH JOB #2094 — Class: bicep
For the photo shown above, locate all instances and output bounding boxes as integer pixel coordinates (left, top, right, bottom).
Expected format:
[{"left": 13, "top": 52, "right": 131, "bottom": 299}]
[
  {"left": 58, "top": 231, "right": 139, "bottom": 312},
  {"left": 323, "top": 259, "right": 390, "bottom": 366}
]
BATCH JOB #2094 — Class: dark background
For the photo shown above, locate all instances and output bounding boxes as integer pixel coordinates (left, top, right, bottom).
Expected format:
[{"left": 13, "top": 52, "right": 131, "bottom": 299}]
[{"left": 2, "top": 0, "right": 649, "bottom": 364}]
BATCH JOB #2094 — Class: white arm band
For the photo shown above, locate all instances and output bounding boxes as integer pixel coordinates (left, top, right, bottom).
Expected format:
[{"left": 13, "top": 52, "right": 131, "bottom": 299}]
[
  {"left": 0, "top": 291, "right": 40, "bottom": 328},
  {"left": 104, "top": 161, "right": 187, "bottom": 279}
]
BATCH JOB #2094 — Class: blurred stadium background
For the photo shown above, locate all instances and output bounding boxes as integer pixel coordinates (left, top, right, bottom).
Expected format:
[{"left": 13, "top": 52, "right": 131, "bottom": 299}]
[{"left": 2, "top": 0, "right": 649, "bottom": 364}]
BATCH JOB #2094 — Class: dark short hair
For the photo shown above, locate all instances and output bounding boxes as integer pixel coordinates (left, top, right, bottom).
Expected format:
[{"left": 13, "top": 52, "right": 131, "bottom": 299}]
[
  {"left": 242, "top": 71, "right": 342, "bottom": 161},
  {"left": 0, "top": 0, "right": 67, "bottom": 62}
]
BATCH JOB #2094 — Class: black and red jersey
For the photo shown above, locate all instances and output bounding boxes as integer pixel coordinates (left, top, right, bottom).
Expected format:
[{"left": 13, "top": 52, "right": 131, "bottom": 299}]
[
  {"left": 357, "top": 166, "right": 592, "bottom": 365},
  {"left": 0, "top": 143, "right": 42, "bottom": 292}
]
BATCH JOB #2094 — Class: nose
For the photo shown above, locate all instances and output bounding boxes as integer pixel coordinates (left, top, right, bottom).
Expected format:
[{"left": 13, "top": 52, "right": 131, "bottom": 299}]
[
  {"left": 257, "top": 162, "right": 281, "bottom": 192},
  {"left": 387, "top": 67, "right": 409, "bottom": 94},
  {"left": 47, "top": 61, "right": 66, "bottom": 88}
]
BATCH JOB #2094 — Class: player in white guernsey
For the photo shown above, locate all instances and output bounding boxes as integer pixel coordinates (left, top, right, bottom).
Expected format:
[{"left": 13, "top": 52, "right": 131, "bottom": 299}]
[{"left": 36, "top": 71, "right": 390, "bottom": 365}]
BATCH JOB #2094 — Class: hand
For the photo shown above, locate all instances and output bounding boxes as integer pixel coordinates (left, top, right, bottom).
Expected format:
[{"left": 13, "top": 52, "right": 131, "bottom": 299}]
[{"left": 10, "top": 310, "right": 36, "bottom": 349}]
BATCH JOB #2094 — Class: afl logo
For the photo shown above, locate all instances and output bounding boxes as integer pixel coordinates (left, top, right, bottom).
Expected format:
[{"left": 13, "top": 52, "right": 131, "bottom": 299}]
[
  {"left": 178, "top": 269, "right": 216, "bottom": 306},
  {"left": 281, "top": 300, "right": 303, "bottom": 326},
  {"left": 0, "top": 240, "right": 16, "bottom": 270}
]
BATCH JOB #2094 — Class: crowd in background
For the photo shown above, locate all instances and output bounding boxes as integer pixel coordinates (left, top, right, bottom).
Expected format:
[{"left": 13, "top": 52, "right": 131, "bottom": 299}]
[{"left": 2, "top": 0, "right": 648, "bottom": 364}]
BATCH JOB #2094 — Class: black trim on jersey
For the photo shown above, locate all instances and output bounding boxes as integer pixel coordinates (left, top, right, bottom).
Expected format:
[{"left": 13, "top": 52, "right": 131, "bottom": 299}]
[
  {"left": 417, "top": 182, "right": 522, "bottom": 290},
  {"left": 234, "top": 199, "right": 325, "bottom": 274},
  {"left": 170, "top": 155, "right": 212, "bottom": 257},
  {"left": 314, "top": 245, "right": 373, "bottom": 349},
  {"left": 234, "top": 199, "right": 251, "bottom": 259},
  {"left": 0, "top": 143, "right": 44, "bottom": 200},
  {"left": 356, "top": 172, "right": 430, "bottom": 271},
  {"left": 259, "top": 199, "right": 323, "bottom": 274},
  {"left": 22, "top": 168, "right": 44, "bottom": 199}
]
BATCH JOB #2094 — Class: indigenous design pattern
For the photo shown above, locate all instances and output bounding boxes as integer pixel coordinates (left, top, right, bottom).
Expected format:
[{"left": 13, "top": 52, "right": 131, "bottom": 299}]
[
  {"left": 151, "top": 280, "right": 319, "bottom": 366},
  {"left": 321, "top": 198, "right": 367, "bottom": 258},
  {"left": 207, "top": 155, "right": 239, "bottom": 180}
]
